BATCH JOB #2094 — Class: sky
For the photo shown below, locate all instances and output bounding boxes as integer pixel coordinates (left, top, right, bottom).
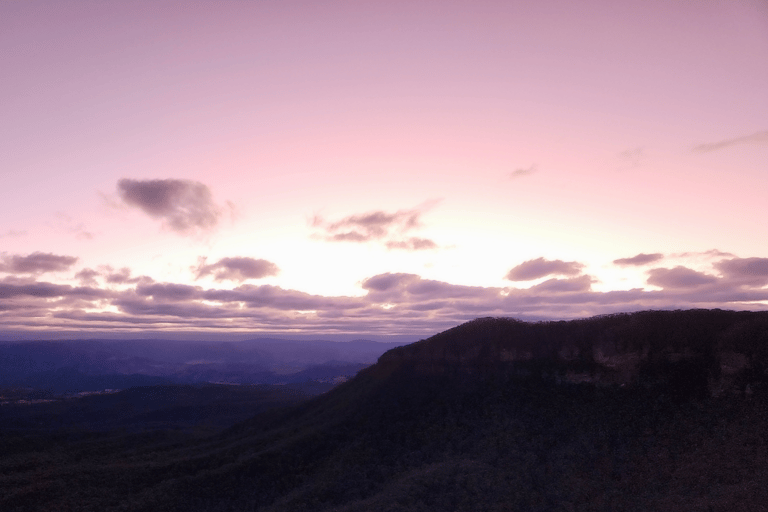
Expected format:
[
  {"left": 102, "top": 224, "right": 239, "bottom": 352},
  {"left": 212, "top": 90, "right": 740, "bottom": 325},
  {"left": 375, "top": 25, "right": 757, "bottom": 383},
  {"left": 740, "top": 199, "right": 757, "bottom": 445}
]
[{"left": 2, "top": 0, "right": 768, "bottom": 339}]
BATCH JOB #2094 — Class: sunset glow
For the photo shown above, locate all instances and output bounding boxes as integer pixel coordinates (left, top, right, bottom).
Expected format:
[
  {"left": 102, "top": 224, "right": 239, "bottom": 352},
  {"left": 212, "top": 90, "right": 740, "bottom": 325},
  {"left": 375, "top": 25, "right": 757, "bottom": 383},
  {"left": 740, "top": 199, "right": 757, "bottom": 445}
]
[{"left": 2, "top": 0, "right": 767, "bottom": 338}]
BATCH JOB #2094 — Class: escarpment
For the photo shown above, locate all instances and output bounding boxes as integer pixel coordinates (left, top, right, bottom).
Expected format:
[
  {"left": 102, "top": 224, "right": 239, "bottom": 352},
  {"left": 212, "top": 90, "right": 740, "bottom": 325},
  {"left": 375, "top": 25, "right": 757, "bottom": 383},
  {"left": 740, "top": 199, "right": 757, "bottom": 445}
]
[{"left": 377, "top": 310, "right": 768, "bottom": 397}]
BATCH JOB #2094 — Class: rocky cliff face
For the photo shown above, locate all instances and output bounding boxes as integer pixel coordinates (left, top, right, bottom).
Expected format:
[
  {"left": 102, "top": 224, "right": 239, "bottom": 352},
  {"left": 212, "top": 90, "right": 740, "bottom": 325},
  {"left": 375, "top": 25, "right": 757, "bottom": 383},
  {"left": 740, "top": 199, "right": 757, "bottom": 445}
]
[{"left": 378, "top": 310, "right": 768, "bottom": 398}]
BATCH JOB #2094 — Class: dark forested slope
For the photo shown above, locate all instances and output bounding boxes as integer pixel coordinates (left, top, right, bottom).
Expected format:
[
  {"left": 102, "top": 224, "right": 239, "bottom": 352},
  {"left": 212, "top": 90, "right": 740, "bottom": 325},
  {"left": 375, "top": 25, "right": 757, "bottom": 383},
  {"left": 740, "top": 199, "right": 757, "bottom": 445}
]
[{"left": 2, "top": 309, "right": 767, "bottom": 512}]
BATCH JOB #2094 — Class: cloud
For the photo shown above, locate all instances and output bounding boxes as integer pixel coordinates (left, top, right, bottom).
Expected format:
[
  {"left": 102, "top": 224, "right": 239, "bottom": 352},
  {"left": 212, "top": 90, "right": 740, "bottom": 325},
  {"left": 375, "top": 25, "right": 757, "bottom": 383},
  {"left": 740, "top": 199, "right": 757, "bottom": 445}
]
[
  {"left": 103, "top": 267, "right": 144, "bottom": 285},
  {"left": 362, "top": 273, "right": 419, "bottom": 292},
  {"left": 692, "top": 129, "right": 768, "bottom": 153},
  {"left": 0, "top": 279, "right": 106, "bottom": 299},
  {"left": 195, "top": 257, "right": 279, "bottom": 282},
  {"left": 509, "top": 164, "right": 536, "bottom": 179},
  {"left": 613, "top": 253, "right": 664, "bottom": 266},
  {"left": 0, "top": 230, "right": 26, "bottom": 238},
  {"left": 505, "top": 258, "right": 584, "bottom": 281},
  {"left": 529, "top": 275, "right": 594, "bottom": 293},
  {"left": 75, "top": 268, "right": 100, "bottom": 286},
  {"left": 646, "top": 266, "right": 719, "bottom": 289},
  {"left": 715, "top": 257, "right": 768, "bottom": 287},
  {"left": 117, "top": 179, "right": 222, "bottom": 234},
  {"left": 385, "top": 237, "right": 438, "bottom": 251},
  {"left": 136, "top": 283, "right": 202, "bottom": 301},
  {"left": 0, "top": 252, "right": 78, "bottom": 274},
  {"left": 312, "top": 201, "right": 440, "bottom": 250}
]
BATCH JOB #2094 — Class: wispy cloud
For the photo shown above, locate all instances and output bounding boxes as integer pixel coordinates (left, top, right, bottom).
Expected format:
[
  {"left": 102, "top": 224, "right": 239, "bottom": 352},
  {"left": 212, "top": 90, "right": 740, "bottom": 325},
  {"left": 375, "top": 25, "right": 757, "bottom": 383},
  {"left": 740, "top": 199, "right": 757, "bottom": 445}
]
[
  {"left": 195, "top": 257, "right": 279, "bottom": 282},
  {"left": 117, "top": 179, "right": 223, "bottom": 235},
  {"left": 0, "top": 252, "right": 78, "bottom": 274},
  {"left": 509, "top": 164, "right": 537, "bottom": 179},
  {"left": 505, "top": 257, "right": 584, "bottom": 281},
  {"left": 385, "top": 238, "right": 438, "bottom": 251},
  {"left": 692, "top": 130, "right": 768, "bottom": 153},
  {"left": 312, "top": 201, "right": 440, "bottom": 250},
  {"left": 616, "top": 147, "right": 644, "bottom": 170},
  {"left": 0, "top": 230, "right": 26, "bottom": 239}
]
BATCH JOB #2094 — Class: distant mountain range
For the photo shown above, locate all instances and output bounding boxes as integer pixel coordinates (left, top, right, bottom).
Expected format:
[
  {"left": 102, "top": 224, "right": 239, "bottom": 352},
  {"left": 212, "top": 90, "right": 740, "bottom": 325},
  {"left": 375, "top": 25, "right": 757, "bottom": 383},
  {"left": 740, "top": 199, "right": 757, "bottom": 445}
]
[
  {"left": 2, "top": 309, "right": 767, "bottom": 511},
  {"left": 0, "top": 337, "right": 411, "bottom": 393}
]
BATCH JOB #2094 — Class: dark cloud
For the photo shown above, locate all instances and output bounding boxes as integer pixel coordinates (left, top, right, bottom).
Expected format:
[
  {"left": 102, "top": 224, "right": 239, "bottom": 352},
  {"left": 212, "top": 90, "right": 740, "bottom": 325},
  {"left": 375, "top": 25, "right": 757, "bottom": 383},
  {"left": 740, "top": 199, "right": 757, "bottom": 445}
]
[
  {"left": 715, "top": 257, "right": 768, "bottom": 286},
  {"left": 117, "top": 179, "right": 222, "bottom": 234},
  {"left": 646, "top": 266, "right": 719, "bottom": 289},
  {"left": 0, "top": 252, "right": 78, "bottom": 274},
  {"left": 0, "top": 280, "right": 106, "bottom": 299},
  {"left": 613, "top": 253, "right": 664, "bottom": 266},
  {"left": 509, "top": 164, "right": 536, "bottom": 179},
  {"left": 385, "top": 237, "right": 438, "bottom": 251},
  {"left": 692, "top": 129, "right": 768, "bottom": 153},
  {"left": 505, "top": 258, "right": 584, "bottom": 281},
  {"left": 312, "top": 201, "right": 440, "bottom": 250},
  {"left": 195, "top": 257, "right": 279, "bottom": 282}
]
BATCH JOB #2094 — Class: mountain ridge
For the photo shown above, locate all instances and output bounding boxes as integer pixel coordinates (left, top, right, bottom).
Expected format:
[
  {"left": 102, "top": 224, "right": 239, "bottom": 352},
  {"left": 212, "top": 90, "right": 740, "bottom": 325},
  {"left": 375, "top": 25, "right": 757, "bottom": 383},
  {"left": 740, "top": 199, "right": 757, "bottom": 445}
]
[{"left": 375, "top": 309, "right": 768, "bottom": 397}]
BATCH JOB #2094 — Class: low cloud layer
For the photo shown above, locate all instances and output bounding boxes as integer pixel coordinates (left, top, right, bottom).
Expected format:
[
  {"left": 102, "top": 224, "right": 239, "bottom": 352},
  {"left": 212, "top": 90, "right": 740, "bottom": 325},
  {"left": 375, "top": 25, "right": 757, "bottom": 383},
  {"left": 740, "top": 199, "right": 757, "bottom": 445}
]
[
  {"left": 117, "top": 179, "right": 222, "bottom": 234},
  {"left": 2, "top": 252, "right": 768, "bottom": 337},
  {"left": 195, "top": 257, "right": 280, "bottom": 282},
  {"left": 0, "top": 252, "right": 78, "bottom": 274},
  {"left": 692, "top": 129, "right": 768, "bottom": 153},
  {"left": 313, "top": 202, "right": 439, "bottom": 251},
  {"left": 613, "top": 253, "right": 664, "bottom": 266},
  {"left": 505, "top": 258, "right": 584, "bottom": 281}
]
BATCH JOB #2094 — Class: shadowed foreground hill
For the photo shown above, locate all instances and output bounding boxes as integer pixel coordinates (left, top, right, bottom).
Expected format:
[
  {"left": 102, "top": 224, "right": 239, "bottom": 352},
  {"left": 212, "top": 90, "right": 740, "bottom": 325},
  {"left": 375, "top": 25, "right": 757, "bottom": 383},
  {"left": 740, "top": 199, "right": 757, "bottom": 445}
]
[{"left": 2, "top": 309, "right": 768, "bottom": 511}]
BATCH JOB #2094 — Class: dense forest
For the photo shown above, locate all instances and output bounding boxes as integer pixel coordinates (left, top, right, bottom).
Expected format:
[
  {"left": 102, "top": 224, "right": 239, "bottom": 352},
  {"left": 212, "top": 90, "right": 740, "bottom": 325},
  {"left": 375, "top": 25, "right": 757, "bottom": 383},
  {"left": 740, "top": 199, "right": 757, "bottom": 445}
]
[{"left": 1, "top": 309, "right": 767, "bottom": 511}]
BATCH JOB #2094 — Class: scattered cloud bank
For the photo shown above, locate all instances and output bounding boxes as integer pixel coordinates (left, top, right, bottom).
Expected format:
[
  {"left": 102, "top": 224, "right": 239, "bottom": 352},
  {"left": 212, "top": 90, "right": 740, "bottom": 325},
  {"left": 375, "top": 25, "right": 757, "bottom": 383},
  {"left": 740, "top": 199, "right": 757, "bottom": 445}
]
[
  {"left": 0, "top": 252, "right": 78, "bottom": 274},
  {"left": 505, "top": 258, "right": 584, "bottom": 281},
  {"left": 613, "top": 253, "right": 664, "bottom": 266},
  {"left": 195, "top": 257, "right": 279, "bottom": 282},
  {"left": 117, "top": 179, "right": 222, "bottom": 235},
  {"left": 1, "top": 252, "right": 767, "bottom": 336},
  {"left": 312, "top": 202, "right": 440, "bottom": 250},
  {"left": 692, "top": 130, "right": 768, "bottom": 153}
]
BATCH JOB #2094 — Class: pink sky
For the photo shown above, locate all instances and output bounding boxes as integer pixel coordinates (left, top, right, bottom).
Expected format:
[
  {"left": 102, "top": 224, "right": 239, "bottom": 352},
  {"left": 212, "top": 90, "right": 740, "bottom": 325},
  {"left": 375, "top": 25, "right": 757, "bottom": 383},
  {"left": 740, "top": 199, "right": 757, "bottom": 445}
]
[{"left": 2, "top": 0, "right": 767, "bottom": 338}]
